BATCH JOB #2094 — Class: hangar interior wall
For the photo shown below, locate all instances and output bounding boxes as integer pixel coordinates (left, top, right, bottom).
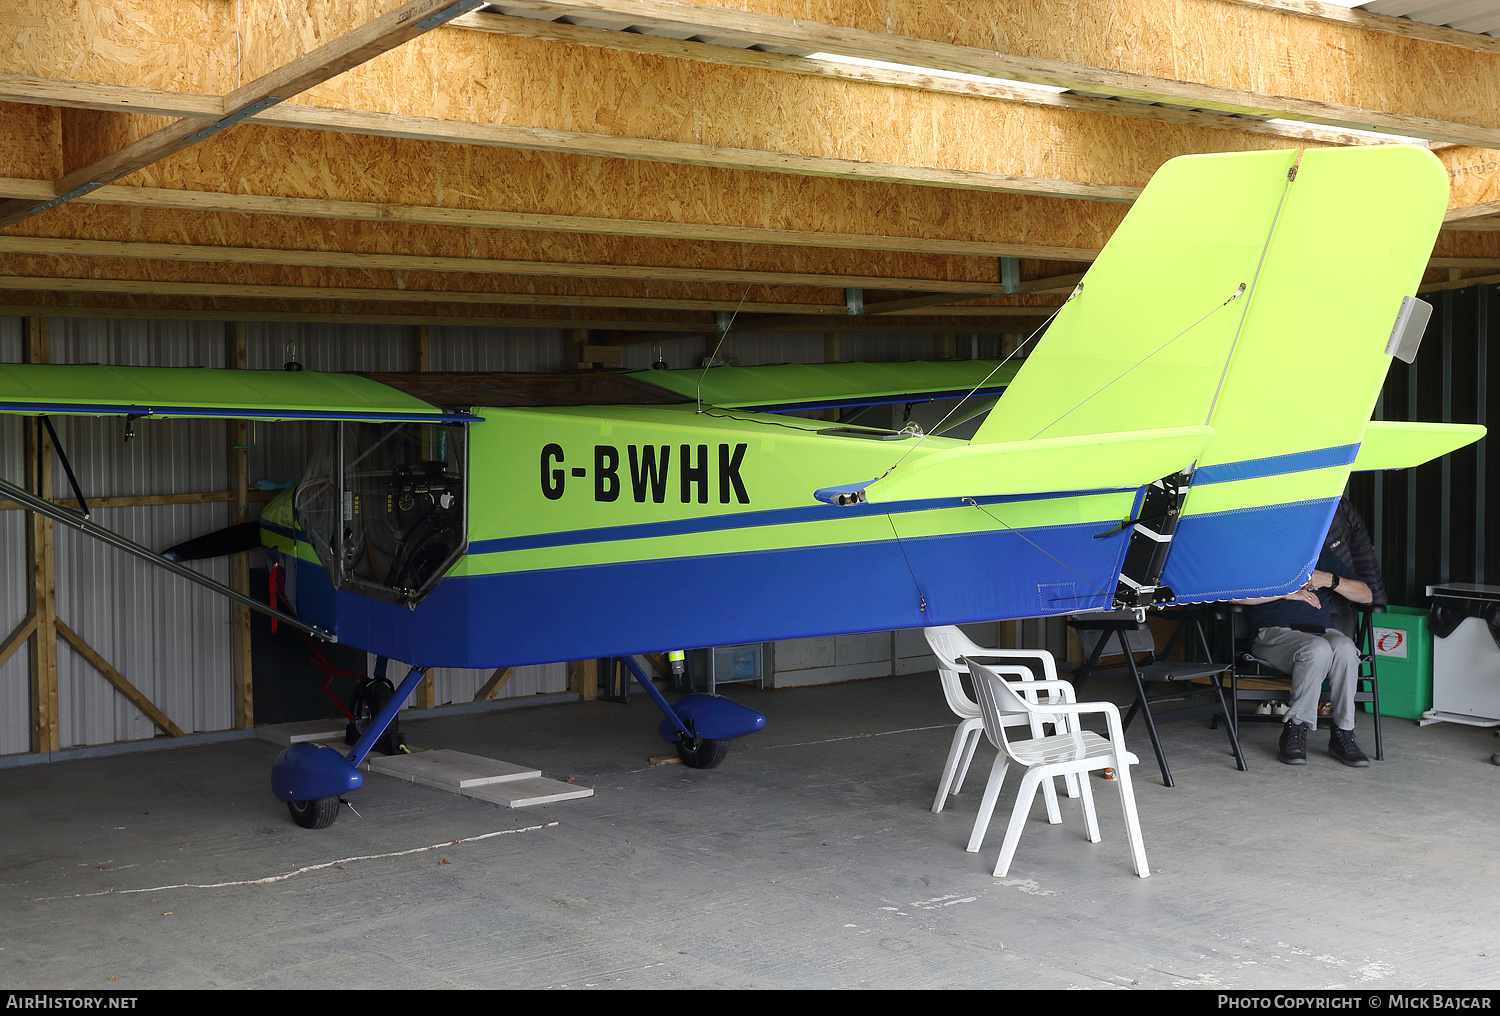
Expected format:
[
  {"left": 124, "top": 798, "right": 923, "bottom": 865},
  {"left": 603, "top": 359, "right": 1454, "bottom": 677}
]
[
  {"left": 1353, "top": 283, "right": 1499, "bottom": 607},
  {"left": 5, "top": 294, "right": 1490, "bottom": 756},
  {"left": 0, "top": 315, "right": 992, "bottom": 755}
]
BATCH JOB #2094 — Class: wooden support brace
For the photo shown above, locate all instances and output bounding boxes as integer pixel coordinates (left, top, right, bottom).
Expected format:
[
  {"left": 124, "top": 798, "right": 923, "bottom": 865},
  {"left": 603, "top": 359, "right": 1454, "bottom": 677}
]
[
  {"left": 475, "top": 666, "right": 517, "bottom": 702},
  {"left": 0, "top": 613, "right": 38, "bottom": 673},
  {"left": 55, "top": 619, "right": 186, "bottom": 739}
]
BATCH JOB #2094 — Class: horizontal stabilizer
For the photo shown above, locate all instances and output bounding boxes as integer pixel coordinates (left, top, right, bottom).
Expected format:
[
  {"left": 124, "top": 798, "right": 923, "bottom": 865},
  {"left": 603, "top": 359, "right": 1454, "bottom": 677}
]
[
  {"left": 865, "top": 425, "right": 1214, "bottom": 503},
  {"left": 1352, "top": 421, "right": 1486, "bottom": 471}
]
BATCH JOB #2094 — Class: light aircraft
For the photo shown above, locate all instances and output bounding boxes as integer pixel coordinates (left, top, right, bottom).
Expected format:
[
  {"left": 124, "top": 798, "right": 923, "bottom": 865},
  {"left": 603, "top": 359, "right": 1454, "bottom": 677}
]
[{"left": 0, "top": 144, "right": 1483, "bottom": 828}]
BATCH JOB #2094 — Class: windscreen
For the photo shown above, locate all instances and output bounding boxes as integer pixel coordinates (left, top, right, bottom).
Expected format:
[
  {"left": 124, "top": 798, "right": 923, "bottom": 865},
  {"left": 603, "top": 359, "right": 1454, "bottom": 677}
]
[{"left": 294, "top": 421, "right": 467, "bottom": 606}]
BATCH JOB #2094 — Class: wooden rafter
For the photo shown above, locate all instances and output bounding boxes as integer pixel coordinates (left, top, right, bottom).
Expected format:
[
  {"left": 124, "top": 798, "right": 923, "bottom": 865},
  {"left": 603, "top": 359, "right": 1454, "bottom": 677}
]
[
  {"left": 463, "top": 0, "right": 1500, "bottom": 147},
  {"left": 0, "top": 0, "right": 487, "bottom": 228},
  {"left": 1225, "top": 0, "right": 1500, "bottom": 57},
  {"left": 0, "top": 176, "right": 1106, "bottom": 259},
  {"left": 448, "top": 10, "right": 1423, "bottom": 151},
  {"left": 0, "top": 235, "right": 1025, "bottom": 294},
  {"left": 0, "top": 275, "right": 835, "bottom": 314},
  {"left": 0, "top": 87, "right": 1147, "bottom": 203}
]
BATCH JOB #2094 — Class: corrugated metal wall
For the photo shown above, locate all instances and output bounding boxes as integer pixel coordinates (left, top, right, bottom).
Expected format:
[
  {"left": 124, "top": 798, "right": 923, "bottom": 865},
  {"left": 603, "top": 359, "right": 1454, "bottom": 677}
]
[
  {"left": 1, "top": 315, "right": 1024, "bottom": 754},
  {"left": 1351, "top": 283, "right": 1498, "bottom": 607},
  {"left": 0, "top": 317, "right": 583, "bottom": 753},
  {"left": 0, "top": 317, "right": 26, "bottom": 754}
]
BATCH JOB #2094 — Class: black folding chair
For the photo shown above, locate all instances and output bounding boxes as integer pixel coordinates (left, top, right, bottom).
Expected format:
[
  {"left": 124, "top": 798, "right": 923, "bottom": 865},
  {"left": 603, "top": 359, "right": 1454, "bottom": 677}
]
[{"left": 1068, "top": 608, "right": 1246, "bottom": 788}]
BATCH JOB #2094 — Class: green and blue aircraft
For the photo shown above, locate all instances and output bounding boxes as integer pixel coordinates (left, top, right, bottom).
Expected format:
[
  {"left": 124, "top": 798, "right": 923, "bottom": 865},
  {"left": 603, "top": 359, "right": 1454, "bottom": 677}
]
[{"left": 0, "top": 144, "right": 1482, "bottom": 822}]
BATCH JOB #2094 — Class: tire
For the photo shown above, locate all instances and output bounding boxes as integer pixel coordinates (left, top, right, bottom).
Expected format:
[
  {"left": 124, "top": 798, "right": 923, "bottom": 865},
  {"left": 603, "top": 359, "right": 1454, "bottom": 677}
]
[
  {"left": 345, "top": 677, "right": 401, "bottom": 755},
  {"left": 675, "top": 736, "right": 727, "bottom": 769},
  {"left": 287, "top": 796, "right": 341, "bottom": 829}
]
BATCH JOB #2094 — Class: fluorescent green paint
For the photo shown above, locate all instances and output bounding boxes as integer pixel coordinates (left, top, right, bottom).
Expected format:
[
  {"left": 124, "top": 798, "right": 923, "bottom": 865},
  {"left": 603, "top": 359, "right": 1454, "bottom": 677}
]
[
  {"left": 0, "top": 364, "right": 445, "bottom": 420},
  {"left": 631, "top": 360, "right": 1019, "bottom": 408},
  {"left": 1353, "top": 421, "right": 1488, "bottom": 471}
]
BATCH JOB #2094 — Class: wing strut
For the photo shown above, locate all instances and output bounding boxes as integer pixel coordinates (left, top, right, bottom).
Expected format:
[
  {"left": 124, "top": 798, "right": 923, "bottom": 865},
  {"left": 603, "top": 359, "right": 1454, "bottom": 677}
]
[{"left": 0, "top": 474, "right": 334, "bottom": 641}]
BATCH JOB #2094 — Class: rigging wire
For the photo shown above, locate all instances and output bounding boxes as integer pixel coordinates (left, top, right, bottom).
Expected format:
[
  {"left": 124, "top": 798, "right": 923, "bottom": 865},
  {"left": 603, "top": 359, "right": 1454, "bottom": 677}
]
[
  {"left": 1202, "top": 158, "right": 1301, "bottom": 428},
  {"left": 696, "top": 285, "right": 754, "bottom": 415},
  {"left": 866, "top": 158, "right": 1305, "bottom": 615},
  {"left": 961, "top": 497, "right": 1113, "bottom": 600},
  {"left": 878, "top": 283, "right": 1084, "bottom": 481},
  {"left": 1028, "top": 282, "right": 1247, "bottom": 441}
]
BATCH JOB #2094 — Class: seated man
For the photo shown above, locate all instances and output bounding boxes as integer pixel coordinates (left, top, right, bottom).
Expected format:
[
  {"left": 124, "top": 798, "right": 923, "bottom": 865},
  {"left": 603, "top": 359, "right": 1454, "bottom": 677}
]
[{"left": 1235, "top": 542, "right": 1374, "bottom": 767}]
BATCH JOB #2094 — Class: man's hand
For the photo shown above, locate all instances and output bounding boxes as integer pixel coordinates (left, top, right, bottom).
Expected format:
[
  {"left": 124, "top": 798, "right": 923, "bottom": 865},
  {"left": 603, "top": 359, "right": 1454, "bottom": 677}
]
[
  {"left": 1282, "top": 588, "right": 1321, "bottom": 606},
  {"left": 1305, "top": 570, "right": 1336, "bottom": 590}
]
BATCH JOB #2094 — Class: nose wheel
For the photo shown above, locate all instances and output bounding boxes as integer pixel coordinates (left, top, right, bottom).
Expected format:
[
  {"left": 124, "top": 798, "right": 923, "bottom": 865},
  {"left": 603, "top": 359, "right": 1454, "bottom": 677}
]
[
  {"left": 287, "top": 796, "right": 342, "bottom": 829},
  {"left": 675, "top": 736, "right": 727, "bottom": 769}
]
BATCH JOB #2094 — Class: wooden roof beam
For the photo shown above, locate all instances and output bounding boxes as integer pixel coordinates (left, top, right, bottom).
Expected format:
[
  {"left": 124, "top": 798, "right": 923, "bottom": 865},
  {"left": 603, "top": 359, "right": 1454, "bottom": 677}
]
[
  {"left": 469, "top": 0, "right": 1500, "bottom": 147},
  {"left": 0, "top": 274, "right": 846, "bottom": 316},
  {"left": 0, "top": 175, "right": 1105, "bottom": 261},
  {"left": 449, "top": 10, "right": 1417, "bottom": 152},
  {"left": 0, "top": 0, "right": 486, "bottom": 228},
  {"left": 0, "top": 234, "right": 1016, "bottom": 294},
  {"left": 6, "top": 81, "right": 1498, "bottom": 230}
]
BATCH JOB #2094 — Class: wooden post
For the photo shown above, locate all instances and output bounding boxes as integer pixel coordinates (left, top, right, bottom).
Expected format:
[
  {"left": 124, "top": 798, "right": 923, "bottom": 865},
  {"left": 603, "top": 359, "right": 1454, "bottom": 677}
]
[
  {"left": 226, "top": 322, "right": 254, "bottom": 730},
  {"left": 569, "top": 659, "right": 598, "bottom": 701},
  {"left": 566, "top": 328, "right": 590, "bottom": 369},
  {"left": 415, "top": 324, "right": 431, "bottom": 373},
  {"left": 23, "top": 317, "right": 58, "bottom": 754}
]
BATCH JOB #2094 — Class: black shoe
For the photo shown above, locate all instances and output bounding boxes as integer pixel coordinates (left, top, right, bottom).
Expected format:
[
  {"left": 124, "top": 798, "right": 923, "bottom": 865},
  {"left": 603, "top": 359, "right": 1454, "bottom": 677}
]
[
  {"left": 1329, "top": 727, "right": 1370, "bottom": 768},
  {"left": 1279, "top": 721, "right": 1309, "bottom": 765}
]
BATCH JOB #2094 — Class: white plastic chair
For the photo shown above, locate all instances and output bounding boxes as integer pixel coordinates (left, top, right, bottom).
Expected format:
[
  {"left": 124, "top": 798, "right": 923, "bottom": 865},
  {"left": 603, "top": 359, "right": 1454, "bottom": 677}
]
[
  {"left": 923, "top": 626, "right": 1075, "bottom": 815},
  {"left": 964, "top": 656, "right": 1150, "bottom": 878}
]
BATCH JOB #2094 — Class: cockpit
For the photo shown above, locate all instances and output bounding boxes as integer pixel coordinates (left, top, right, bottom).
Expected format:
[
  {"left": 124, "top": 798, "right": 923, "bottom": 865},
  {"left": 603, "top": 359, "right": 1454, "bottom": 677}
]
[{"left": 294, "top": 421, "right": 468, "bottom": 607}]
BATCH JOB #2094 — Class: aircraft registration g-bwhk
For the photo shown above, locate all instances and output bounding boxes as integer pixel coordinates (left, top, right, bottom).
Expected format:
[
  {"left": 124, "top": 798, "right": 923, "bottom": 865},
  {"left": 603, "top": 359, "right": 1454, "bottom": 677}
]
[{"left": 0, "top": 145, "right": 1483, "bottom": 827}]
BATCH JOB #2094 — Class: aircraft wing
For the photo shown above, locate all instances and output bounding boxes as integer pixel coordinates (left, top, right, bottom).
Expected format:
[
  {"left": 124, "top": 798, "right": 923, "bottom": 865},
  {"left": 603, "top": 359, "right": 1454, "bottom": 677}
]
[
  {"left": 0, "top": 363, "right": 478, "bottom": 422},
  {"left": 629, "top": 360, "right": 1018, "bottom": 412}
]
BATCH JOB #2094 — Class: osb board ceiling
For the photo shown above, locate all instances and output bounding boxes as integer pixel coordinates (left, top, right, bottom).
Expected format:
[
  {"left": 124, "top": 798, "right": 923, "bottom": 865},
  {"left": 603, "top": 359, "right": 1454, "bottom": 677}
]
[{"left": 0, "top": 0, "right": 1498, "bottom": 340}]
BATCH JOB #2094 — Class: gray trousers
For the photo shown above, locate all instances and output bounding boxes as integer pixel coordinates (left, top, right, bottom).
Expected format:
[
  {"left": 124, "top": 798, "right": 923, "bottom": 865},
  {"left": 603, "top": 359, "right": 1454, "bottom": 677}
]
[{"left": 1249, "top": 627, "right": 1360, "bottom": 730}]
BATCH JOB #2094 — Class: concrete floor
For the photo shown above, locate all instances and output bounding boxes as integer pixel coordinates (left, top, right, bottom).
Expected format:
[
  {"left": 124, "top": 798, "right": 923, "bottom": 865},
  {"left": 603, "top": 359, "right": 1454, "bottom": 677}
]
[{"left": 2, "top": 673, "right": 1499, "bottom": 990}]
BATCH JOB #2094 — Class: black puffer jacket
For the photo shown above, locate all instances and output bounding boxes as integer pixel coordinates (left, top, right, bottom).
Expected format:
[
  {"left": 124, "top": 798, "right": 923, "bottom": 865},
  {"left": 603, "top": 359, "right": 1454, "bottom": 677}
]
[
  {"left": 1324, "top": 496, "right": 1386, "bottom": 607},
  {"left": 1324, "top": 495, "right": 1386, "bottom": 637}
]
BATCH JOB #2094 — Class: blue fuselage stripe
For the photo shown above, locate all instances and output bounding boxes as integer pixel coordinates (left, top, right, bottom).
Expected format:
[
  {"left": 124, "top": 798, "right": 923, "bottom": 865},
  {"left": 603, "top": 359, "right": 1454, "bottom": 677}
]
[
  {"left": 466, "top": 486, "right": 1130, "bottom": 555},
  {"left": 287, "top": 519, "right": 1130, "bottom": 668},
  {"left": 1192, "top": 443, "right": 1358, "bottom": 485}
]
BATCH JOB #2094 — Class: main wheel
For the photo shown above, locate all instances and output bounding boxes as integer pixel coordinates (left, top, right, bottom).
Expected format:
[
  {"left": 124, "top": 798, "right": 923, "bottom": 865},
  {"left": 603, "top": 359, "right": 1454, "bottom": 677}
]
[
  {"left": 675, "top": 736, "right": 727, "bottom": 769},
  {"left": 287, "top": 796, "right": 341, "bottom": 829},
  {"left": 345, "top": 677, "right": 403, "bottom": 755}
]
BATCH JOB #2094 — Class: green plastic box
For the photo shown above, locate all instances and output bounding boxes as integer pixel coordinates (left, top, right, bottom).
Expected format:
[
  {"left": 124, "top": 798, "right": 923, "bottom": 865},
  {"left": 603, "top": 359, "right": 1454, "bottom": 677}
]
[{"left": 1365, "top": 605, "right": 1433, "bottom": 720}]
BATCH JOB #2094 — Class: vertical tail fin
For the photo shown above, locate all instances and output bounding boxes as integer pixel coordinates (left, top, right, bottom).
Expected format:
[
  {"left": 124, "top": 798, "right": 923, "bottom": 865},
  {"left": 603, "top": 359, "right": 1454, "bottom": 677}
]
[{"left": 975, "top": 145, "right": 1450, "bottom": 602}]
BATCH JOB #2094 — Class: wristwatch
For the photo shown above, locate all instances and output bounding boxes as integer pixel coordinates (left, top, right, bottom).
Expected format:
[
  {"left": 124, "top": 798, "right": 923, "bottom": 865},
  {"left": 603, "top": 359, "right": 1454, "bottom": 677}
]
[{"left": 1329, "top": 573, "right": 1341, "bottom": 590}]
